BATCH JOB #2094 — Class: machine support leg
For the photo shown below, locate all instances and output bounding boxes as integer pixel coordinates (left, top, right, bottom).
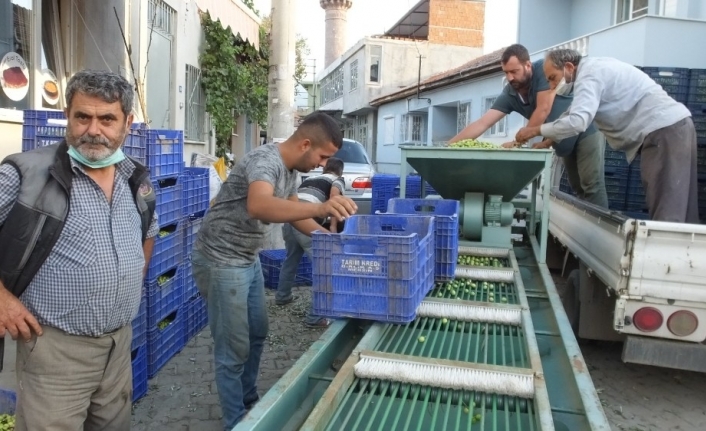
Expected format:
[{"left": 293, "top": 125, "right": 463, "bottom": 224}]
[
  {"left": 400, "top": 152, "right": 409, "bottom": 198},
  {"left": 538, "top": 158, "right": 552, "bottom": 264}
]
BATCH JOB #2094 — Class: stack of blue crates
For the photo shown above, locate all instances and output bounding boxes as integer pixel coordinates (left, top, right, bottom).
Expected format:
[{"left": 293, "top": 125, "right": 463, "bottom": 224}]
[
  {"left": 181, "top": 166, "right": 210, "bottom": 343},
  {"left": 371, "top": 174, "right": 439, "bottom": 214},
  {"left": 19, "top": 111, "right": 211, "bottom": 401},
  {"left": 687, "top": 69, "right": 706, "bottom": 223}
]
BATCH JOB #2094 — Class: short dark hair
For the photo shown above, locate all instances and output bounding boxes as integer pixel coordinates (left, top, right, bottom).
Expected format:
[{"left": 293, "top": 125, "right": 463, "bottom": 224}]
[
  {"left": 323, "top": 157, "right": 344, "bottom": 176},
  {"left": 66, "top": 70, "right": 134, "bottom": 118},
  {"left": 501, "top": 44, "right": 530, "bottom": 64},
  {"left": 295, "top": 111, "right": 343, "bottom": 149}
]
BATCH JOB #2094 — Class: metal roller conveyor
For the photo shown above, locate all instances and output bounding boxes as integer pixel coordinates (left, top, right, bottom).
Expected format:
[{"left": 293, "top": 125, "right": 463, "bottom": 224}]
[{"left": 236, "top": 147, "right": 610, "bottom": 431}]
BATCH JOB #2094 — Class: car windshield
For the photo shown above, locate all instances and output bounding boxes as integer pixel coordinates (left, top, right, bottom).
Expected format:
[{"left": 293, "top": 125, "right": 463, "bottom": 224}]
[{"left": 333, "top": 141, "right": 369, "bottom": 165}]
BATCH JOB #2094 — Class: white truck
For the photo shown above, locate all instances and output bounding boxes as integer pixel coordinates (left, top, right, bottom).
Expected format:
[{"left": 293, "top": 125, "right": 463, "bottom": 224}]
[{"left": 546, "top": 176, "right": 706, "bottom": 373}]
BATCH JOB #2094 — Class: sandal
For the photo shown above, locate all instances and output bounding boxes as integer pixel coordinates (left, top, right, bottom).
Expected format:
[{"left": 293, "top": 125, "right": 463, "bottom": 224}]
[{"left": 305, "top": 318, "right": 332, "bottom": 328}]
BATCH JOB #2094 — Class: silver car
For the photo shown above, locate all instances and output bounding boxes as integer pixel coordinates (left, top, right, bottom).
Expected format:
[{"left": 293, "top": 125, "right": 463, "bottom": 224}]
[{"left": 300, "top": 138, "right": 375, "bottom": 215}]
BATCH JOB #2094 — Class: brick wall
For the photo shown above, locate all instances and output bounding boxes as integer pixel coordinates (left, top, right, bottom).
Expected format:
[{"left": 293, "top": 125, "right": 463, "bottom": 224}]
[{"left": 428, "top": 0, "right": 485, "bottom": 48}]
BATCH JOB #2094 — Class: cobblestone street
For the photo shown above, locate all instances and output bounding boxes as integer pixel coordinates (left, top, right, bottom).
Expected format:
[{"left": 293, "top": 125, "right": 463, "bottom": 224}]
[{"left": 130, "top": 285, "right": 326, "bottom": 430}]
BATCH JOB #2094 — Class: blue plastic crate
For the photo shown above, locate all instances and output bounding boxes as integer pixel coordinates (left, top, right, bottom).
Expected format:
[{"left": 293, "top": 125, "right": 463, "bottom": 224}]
[
  {"left": 146, "top": 129, "right": 184, "bottom": 180},
  {"left": 184, "top": 293, "right": 209, "bottom": 341},
  {"left": 181, "top": 167, "right": 209, "bottom": 216},
  {"left": 311, "top": 214, "right": 435, "bottom": 323},
  {"left": 131, "top": 343, "right": 148, "bottom": 402},
  {"left": 131, "top": 297, "right": 147, "bottom": 352},
  {"left": 147, "top": 308, "right": 185, "bottom": 378},
  {"left": 125, "top": 123, "right": 147, "bottom": 165},
  {"left": 371, "top": 174, "right": 401, "bottom": 214},
  {"left": 145, "top": 265, "right": 184, "bottom": 329},
  {"left": 313, "top": 255, "right": 433, "bottom": 324},
  {"left": 184, "top": 215, "right": 203, "bottom": 256},
  {"left": 405, "top": 175, "right": 438, "bottom": 198},
  {"left": 386, "top": 198, "right": 459, "bottom": 281},
  {"left": 154, "top": 178, "right": 183, "bottom": 228},
  {"left": 22, "top": 110, "right": 67, "bottom": 152},
  {"left": 642, "top": 67, "right": 690, "bottom": 103},
  {"left": 259, "top": 249, "right": 313, "bottom": 289},
  {"left": 183, "top": 261, "right": 197, "bottom": 301},
  {"left": 623, "top": 211, "right": 650, "bottom": 220},
  {"left": 146, "top": 220, "right": 184, "bottom": 280},
  {"left": 0, "top": 388, "right": 15, "bottom": 415}
]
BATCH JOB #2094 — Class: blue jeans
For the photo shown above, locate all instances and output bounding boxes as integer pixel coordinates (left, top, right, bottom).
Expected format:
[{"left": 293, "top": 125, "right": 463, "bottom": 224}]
[
  {"left": 275, "top": 224, "right": 323, "bottom": 325},
  {"left": 190, "top": 249, "right": 268, "bottom": 430}
]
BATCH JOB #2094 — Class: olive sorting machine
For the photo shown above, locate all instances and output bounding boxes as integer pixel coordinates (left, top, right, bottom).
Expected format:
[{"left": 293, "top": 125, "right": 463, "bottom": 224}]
[{"left": 235, "top": 147, "right": 609, "bottom": 431}]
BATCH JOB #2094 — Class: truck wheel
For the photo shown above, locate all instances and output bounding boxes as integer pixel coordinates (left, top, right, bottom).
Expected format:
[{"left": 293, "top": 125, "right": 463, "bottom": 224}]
[{"left": 562, "top": 269, "right": 580, "bottom": 335}]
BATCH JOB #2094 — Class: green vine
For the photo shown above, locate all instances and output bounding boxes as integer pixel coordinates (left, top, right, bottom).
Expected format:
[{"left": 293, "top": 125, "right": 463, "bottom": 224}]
[{"left": 200, "top": 12, "right": 268, "bottom": 157}]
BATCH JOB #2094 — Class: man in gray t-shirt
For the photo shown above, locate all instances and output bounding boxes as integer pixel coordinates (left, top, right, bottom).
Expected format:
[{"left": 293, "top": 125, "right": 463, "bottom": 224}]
[{"left": 191, "top": 112, "right": 357, "bottom": 430}]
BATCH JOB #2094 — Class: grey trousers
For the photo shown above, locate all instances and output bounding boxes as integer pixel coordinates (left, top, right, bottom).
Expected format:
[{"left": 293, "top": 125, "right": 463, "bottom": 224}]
[
  {"left": 15, "top": 325, "right": 133, "bottom": 431},
  {"left": 640, "top": 117, "right": 700, "bottom": 223},
  {"left": 562, "top": 132, "right": 610, "bottom": 209}
]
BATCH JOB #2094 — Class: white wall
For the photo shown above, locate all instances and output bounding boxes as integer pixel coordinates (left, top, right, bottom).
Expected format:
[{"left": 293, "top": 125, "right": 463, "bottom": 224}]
[
  {"left": 483, "top": 0, "right": 519, "bottom": 53},
  {"left": 588, "top": 16, "right": 706, "bottom": 68},
  {"left": 321, "top": 38, "right": 483, "bottom": 115}
]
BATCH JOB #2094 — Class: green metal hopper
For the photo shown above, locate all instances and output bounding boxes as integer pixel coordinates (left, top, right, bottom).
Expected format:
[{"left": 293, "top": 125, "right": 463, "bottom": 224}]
[{"left": 399, "top": 146, "right": 553, "bottom": 263}]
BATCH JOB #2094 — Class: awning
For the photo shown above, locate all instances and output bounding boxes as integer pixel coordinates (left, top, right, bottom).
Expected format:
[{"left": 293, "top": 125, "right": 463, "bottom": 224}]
[
  {"left": 384, "top": 0, "right": 429, "bottom": 40},
  {"left": 195, "top": 0, "right": 261, "bottom": 48}
]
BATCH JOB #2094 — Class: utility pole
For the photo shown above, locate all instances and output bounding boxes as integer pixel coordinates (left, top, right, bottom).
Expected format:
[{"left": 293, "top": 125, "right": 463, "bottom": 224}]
[
  {"left": 264, "top": 0, "right": 297, "bottom": 249},
  {"left": 267, "top": 0, "right": 297, "bottom": 143}
]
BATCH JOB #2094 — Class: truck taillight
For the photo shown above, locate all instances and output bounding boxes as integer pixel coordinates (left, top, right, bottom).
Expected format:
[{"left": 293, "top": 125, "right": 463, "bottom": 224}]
[
  {"left": 633, "top": 307, "right": 663, "bottom": 332},
  {"left": 352, "top": 177, "right": 372, "bottom": 189},
  {"left": 667, "top": 310, "right": 698, "bottom": 337}
]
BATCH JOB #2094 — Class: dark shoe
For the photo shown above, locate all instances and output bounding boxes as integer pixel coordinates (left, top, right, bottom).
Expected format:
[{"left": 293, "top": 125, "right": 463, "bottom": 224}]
[
  {"left": 275, "top": 295, "right": 299, "bottom": 306},
  {"left": 305, "top": 318, "right": 332, "bottom": 328},
  {"left": 245, "top": 395, "right": 260, "bottom": 410}
]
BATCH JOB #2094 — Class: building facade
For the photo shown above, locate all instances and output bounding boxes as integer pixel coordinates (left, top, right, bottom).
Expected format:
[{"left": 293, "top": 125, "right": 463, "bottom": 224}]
[
  {"left": 0, "top": 0, "right": 261, "bottom": 163},
  {"left": 371, "top": 0, "right": 706, "bottom": 174}
]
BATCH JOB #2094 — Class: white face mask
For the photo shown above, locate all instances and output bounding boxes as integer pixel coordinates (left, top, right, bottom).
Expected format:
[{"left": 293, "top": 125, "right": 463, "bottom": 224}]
[{"left": 555, "top": 69, "right": 574, "bottom": 96}]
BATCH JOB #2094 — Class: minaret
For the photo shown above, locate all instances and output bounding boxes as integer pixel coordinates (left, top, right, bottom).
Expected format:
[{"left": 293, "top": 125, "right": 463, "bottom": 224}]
[{"left": 320, "top": 0, "right": 353, "bottom": 68}]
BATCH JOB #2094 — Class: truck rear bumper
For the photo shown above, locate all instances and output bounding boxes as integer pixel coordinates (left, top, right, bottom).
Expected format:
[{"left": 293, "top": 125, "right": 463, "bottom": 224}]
[{"left": 623, "top": 335, "right": 706, "bottom": 373}]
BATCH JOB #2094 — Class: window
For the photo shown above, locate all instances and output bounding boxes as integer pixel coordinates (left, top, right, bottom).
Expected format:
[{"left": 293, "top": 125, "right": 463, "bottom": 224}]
[
  {"left": 1, "top": 0, "right": 65, "bottom": 111},
  {"left": 369, "top": 45, "right": 381, "bottom": 83},
  {"left": 384, "top": 116, "right": 395, "bottom": 145},
  {"left": 401, "top": 114, "right": 424, "bottom": 144},
  {"left": 185, "top": 64, "right": 206, "bottom": 142},
  {"left": 457, "top": 102, "right": 471, "bottom": 134},
  {"left": 616, "top": 0, "right": 648, "bottom": 23},
  {"left": 350, "top": 60, "right": 358, "bottom": 91},
  {"left": 355, "top": 115, "right": 367, "bottom": 146},
  {"left": 321, "top": 66, "right": 344, "bottom": 105},
  {"left": 483, "top": 97, "right": 506, "bottom": 137},
  {"left": 332, "top": 140, "right": 370, "bottom": 165}
]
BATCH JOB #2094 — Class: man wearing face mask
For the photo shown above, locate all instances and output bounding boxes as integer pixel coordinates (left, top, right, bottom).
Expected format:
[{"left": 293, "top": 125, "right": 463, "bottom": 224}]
[
  {"left": 0, "top": 70, "right": 157, "bottom": 430},
  {"left": 450, "top": 44, "right": 608, "bottom": 208},
  {"left": 516, "top": 49, "right": 698, "bottom": 223}
]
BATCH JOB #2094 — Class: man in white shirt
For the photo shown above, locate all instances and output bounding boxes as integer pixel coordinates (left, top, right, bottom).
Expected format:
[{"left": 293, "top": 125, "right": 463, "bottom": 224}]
[{"left": 516, "top": 49, "right": 698, "bottom": 223}]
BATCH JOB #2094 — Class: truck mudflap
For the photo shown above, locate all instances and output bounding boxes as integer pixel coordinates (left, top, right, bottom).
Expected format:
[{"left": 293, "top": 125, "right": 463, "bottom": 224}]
[{"left": 623, "top": 335, "right": 706, "bottom": 373}]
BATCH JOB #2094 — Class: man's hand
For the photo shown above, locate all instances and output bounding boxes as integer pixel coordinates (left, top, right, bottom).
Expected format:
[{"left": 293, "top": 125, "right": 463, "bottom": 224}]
[
  {"left": 532, "top": 139, "right": 553, "bottom": 150},
  {"left": 501, "top": 141, "right": 521, "bottom": 148},
  {"left": 319, "top": 195, "right": 358, "bottom": 221},
  {"left": 0, "top": 288, "right": 42, "bottom": 341},
  {"left": 515, "top": 126, "right": 541, "bottom": 143}
]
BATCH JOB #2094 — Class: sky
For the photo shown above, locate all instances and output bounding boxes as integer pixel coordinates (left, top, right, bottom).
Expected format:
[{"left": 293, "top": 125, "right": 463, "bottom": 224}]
[{"left": 252, "top": 0, "right": 418, "bottom": 79}]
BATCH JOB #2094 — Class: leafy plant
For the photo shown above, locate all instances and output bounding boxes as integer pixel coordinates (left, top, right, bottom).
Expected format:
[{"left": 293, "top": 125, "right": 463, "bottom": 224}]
[{"left": 200, "top": 12, "right": 268, "bottom": 157}]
